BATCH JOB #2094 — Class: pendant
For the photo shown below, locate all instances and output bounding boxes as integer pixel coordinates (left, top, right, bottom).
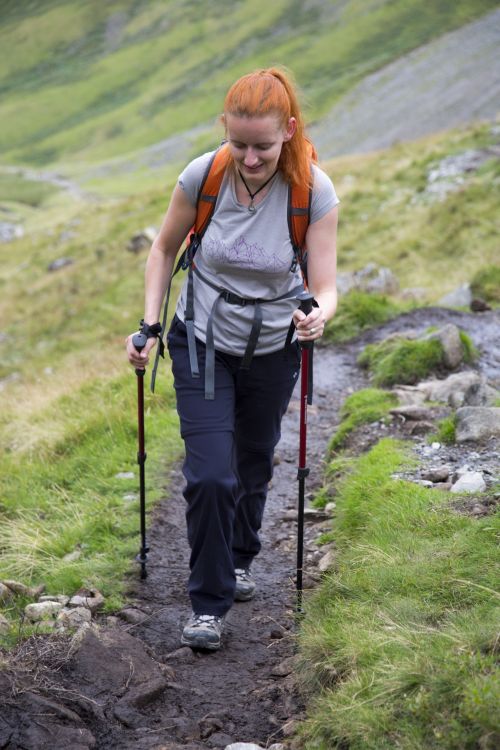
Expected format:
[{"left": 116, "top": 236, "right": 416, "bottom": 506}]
[{"left": 248, "top": 201, "right": 256, "bottom": 214}]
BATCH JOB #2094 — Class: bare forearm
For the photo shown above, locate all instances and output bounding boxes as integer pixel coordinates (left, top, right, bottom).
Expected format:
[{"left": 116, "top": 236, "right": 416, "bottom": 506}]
[
  {"left": 312, "top": 287, "right": 337, "bottom": 322},
  {"left": 143, "top": 243, "right": 177, "bottom": 324}
]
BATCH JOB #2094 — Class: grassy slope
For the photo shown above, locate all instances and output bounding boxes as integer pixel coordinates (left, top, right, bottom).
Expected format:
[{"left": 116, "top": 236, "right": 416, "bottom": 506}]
[
  {"left": 0, "top": 0, "right": 498, "bottom": 170},
  {"left": 329, "top": 120, "right": 500, "bottom": 298},
  {"left": 298, "top": 440, "right": 499, "bottom": 749}
]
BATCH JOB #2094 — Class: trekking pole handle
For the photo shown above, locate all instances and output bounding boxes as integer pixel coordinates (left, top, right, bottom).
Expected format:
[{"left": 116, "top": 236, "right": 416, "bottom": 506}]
[
  {"left": 132, "top": 332, "right": 148, "bottom": 375},
  {"left": 298, "top": 292, "right": 314, "bottom": 350}
]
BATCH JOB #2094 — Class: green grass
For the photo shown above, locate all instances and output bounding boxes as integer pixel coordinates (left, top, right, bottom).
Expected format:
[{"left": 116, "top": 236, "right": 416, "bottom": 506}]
[
  {"left": 324, "top": 291, "right": 406, "bottom": 343},
  {"left": 328, "top": 388, "right": 398, "bottom": 454},
  {"left": 471, "top": 265, "right": 500, "bottom": 304},
  {"left": 332, "top": 122, "right": 500, "bottom": 299},
  {"left": 433, "top": 415, "right": 457, "bottom": 445},
  {"left": 297, "top": 439, "right": 500, "bottom": 749},
  {"left": 358, "top": 337, "right": 445, "bottom": 387},
  {"left": 0, "top": 369, "right": 181, "bottom": 645},
  {"left": 358, "top": 329, "right": 477, "bottom": 387},
  {"left": 0, "top": 172, "right": 58, "bottom": 207}
]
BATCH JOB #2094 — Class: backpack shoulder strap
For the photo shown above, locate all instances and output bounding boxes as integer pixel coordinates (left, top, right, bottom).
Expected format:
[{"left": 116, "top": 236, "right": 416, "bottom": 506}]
[
  {"left": 288, "top": 176, "right": 312, "bottom": 275},
  {"left": 193, "top": 142, "right": 231, "bottom": 238}
]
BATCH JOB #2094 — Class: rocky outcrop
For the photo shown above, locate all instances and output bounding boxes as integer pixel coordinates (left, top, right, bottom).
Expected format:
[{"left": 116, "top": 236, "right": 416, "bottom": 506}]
[{"left": 455, "top": 407, "right": 500, "bottom": 443}]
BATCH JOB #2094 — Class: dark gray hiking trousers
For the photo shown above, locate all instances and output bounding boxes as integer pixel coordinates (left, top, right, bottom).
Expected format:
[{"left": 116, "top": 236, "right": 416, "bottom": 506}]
[{"left": 167, "top": 315, "right": 300, "bottom": 616}]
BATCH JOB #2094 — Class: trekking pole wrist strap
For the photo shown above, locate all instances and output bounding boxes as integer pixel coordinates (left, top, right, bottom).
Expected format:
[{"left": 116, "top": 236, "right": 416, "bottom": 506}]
[{"left": 139, "top": 320, "right": 165, "bottom": 358}]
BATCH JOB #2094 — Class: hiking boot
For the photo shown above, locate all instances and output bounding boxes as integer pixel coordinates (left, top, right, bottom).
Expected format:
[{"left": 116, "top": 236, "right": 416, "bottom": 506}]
[
  {"left": 234, "top": 567, "right": 256, "bottom": 601},
  {"left": 181, "top": 613, "right": 225, "bottom": 650}
]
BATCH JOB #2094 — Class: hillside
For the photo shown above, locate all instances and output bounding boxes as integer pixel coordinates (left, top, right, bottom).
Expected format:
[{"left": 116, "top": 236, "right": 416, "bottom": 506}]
[{"left": 0, "top": 0, "right": 498, "bottom": 173}]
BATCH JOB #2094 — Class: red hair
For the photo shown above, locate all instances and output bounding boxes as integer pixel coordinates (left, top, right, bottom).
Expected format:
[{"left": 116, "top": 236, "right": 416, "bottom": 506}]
[{"left": 223, "top": 67, "right": 317, "bottom": 187}]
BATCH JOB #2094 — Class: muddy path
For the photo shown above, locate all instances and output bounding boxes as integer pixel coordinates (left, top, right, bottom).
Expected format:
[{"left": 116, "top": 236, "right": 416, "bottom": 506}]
[{"left": 1, "top": 307, "right": 498, "bottom": 750}]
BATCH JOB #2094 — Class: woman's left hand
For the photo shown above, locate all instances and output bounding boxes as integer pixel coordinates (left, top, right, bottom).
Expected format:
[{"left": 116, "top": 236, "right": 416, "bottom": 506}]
[{"left": 292, "top": 306, "right": 326, "bottom": 342}]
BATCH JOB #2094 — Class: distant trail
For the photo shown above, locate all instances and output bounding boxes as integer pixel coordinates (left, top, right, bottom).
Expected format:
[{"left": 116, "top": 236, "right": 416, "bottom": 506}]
[
  {"left": 311, "top": 8, "right": 500, "bottom": 158},
  {"left": 0, "top": 165, "right": 92, "bottom": 201}
]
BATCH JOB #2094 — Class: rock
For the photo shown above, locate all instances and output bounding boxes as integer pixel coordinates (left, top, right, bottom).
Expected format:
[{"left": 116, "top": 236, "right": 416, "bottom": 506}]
[
  {"left": 25, "top": 601, "right": 63, "bottom": 622},
  {"left": 47, "top": 257, "right": 74, "bottom": 272},
  {"left": 355, "top": 263, "right": 399, "bottom": 294},
  {"left": 0, "top": 613, "right": 10, "bottom": 634},
  {"left": 127, "top": 227, "right": 157, "bottom": 253},
  {"left": 165, "top": 646, "right": 199, "bottom": 663},
  {"left": 390, "top": 405, "right": 434, "bottom": 421},
  {"left": 418, "top": 372, "right": 482, "bottom": 404},
  {"left": 0, "top": 221, "right": 24, "bottom": 242},
  {"left": 39, "top": 594, "right": 70, "bottom": 605},
  {"left": 451, "top": 472, "right": 487, "bottom": 494},
  {"left": 337, "top": 263, "right": 399, "bottom": 295},
  {"left": 325, "top": 501, "right": 336, "bottom": 513},
  {"left": 122, "top": 493, "right": 138, "bottom": 502},
  {"left": 318, "top": 549, "right": 335, "bottom": 572},
  {"left": 462, "top": 380, "right": 499, "bottom": 407},
  {"left": 392, "top": 386, "right": 427, "bottom": 406},
  {"left": 0, "top": 583, "right": 13, "bottom": 603},
  {"left": 115, "top": 471, "right": 135, "bottom": 479},
  {"left": 408, "top": 421, "right": 435, "bottom": 436},
  {"left": 118, "top": 607, "right": 148, "bottom": 625},
  {"left": 225, "top": 744, "right": 266, "bottom": 750},
  {"left": 470, "top": 297, "right": 491, "bottom": 312},
  {"left": 439, "top": 283, "right": 472, "bottom": 308},
  {"left": 69, "top": 588, "right": 104, "bottom": 613},
  {"left": 2, "top": 580, "right": 45, "bottom": 597},
  {"left": 434, "top": 482, "right": 452, "bottom": 491},
  {"left": 455, "top": 407, "right": 500, "bottom": 443},
  {"left": 63, "top": 549, "right": 82, "bottom": 562},
  {"left": 421, "top": 466, "right": 450, "bottom": 483},
  {"left": 271, "top": 655, "right": 296, "bottom": 677},
  {"left": 304, "top": 507, "right": 330, "bottom": 520},
  {"left": 56, "top": 606, "right": 92, "bottom": 630},
  {"left": 424, "top": 324, "right": 464, "bottom": 369}
]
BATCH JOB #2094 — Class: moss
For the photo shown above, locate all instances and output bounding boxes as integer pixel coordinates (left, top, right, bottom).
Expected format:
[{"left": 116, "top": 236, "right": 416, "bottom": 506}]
[
  {"left": 328, "top": 388, "right": 398, "bottom": 454},
  {"left": 470, "top": 265, "right": 500, "bottom": 305},
  {"left": 358, "top": 337, "right": 444, "bottom": 387}
]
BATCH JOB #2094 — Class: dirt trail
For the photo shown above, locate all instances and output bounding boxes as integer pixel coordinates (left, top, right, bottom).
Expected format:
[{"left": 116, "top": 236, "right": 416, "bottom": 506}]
[{"left": 1, "top": 307, "right": 498, "bottom": 750}]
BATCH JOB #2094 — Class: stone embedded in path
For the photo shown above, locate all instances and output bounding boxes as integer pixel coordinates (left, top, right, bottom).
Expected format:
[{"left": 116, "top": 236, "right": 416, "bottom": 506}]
[
  {"left": 56, "top": 606, "right": 92, "bottom": 630},
  {"left": 318, "top": 549, "right": 336, "bottom": 572},
  {"left": 390, "top": 405, "right": 434, "bottom": 421},
  {"left": 451, "top": 472, "right": 487, "bottom": 494},
  {"left": 69, "top": 587, "right": 104, "bottom": 613},
  {"left": 421, "top": 466, "right": 450, "bottom": 483},
  {"left": 225, "top": 744, "right": 286, "bottom": 750},
  {"left": 25, "top": 601, "right": 64, "bottom": 621},
  {"left": 455, "top": 407, "right": 500, "bottom": 443}
]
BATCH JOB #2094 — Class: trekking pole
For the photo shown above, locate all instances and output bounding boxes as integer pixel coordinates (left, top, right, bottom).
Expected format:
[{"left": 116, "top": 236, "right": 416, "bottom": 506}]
[
  {"left": 296, "top": 292, "right": 314, "bottom": 613},
  {"left": 132, "top": 332, "right": 149, "bottom": 580}
]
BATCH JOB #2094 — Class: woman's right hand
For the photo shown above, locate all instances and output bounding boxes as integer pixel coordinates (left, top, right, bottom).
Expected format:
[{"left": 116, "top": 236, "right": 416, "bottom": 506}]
[{"left": 125, "top": 332, "right": 158, "bottom": 369}]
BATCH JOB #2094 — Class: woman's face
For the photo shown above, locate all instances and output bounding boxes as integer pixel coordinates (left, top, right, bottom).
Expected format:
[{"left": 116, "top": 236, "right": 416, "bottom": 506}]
[{"left": 224, "top": 113, "right": 296, "bottom": 184}]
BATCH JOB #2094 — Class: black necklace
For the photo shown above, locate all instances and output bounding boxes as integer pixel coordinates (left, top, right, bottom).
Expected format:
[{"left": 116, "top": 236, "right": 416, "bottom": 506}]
[{"left": 238, "top": 168, "right": 278, "bottom": 213}]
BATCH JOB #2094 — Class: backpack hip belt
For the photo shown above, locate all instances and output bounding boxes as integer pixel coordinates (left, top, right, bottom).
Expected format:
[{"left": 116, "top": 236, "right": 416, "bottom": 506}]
[{"left": 187, "top": 264, "right": 304, "bottom": 400}]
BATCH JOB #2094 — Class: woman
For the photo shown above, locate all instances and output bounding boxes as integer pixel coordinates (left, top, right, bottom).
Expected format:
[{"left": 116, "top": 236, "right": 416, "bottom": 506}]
[{"left": 126, "top": 67, "right": 339, "bottom": 650}]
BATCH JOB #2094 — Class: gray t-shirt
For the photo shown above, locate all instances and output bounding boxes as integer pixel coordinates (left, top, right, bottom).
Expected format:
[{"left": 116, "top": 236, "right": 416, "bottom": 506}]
[{"left": 175, "top": 150, "right": 339, "bottom": 356}]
